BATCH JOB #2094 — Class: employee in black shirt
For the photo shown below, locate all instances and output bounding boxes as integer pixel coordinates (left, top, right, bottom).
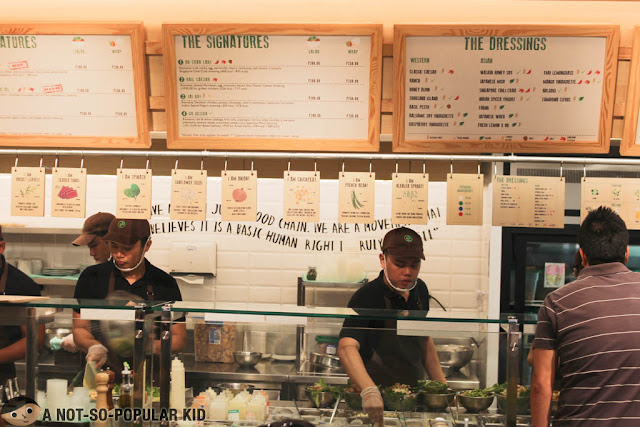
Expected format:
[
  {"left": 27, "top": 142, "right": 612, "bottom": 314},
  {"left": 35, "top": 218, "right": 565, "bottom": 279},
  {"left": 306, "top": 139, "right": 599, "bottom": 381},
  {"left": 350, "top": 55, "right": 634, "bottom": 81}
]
[
  {"left": 72, "top": 218, "right": 186, "bottom": 369},
  {"left": 0, "top": 226, "right": 44, "bottom": 383},
  {"left": 338, "top": 227, "right": 445, "bottom": 425}
]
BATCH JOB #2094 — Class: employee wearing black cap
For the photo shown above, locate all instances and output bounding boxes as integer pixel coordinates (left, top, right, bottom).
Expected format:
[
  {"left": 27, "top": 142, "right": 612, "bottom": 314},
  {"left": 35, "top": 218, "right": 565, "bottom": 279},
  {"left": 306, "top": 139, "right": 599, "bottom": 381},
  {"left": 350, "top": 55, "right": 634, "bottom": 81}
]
[
  {"left": 72, "top": 218, "right": 186, "bottom": 369},
  {"left": 72, "top": 212, "right": 115, "bottom": 264},
  {"left": 338, "top": 227, "right": 445, "bottom": 425}
]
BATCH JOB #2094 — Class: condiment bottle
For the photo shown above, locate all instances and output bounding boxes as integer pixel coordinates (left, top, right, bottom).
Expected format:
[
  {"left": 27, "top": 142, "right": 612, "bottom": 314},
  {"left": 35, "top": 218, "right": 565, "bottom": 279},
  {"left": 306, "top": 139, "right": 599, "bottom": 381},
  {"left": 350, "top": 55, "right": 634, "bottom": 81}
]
[
  {"left": 170, "top": 357, "right": 186, "bottom": 411},
  {"left": 228, "top": 394, "right": 246, "bottom": 421},
  {"left": 118, "top": 367, "right": 133, "bottom": 409},
  {"left": 210, "top": 395, "right": 229, "bottom": 420}
]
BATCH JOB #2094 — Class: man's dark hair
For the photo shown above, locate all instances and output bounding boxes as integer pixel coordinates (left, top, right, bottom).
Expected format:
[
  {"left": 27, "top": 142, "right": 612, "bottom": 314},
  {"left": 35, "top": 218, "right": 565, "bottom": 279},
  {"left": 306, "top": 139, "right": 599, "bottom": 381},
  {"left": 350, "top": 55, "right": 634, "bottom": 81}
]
[{"left": 578, "top": 206, "right": 629, "bottom": 265}]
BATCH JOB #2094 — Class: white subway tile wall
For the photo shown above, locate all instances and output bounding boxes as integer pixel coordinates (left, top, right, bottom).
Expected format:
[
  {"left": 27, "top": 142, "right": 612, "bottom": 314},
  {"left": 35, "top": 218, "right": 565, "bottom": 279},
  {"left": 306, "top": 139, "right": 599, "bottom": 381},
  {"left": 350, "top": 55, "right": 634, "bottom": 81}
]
[{"left": 0, "top": 174, "right": 491, "bottom": 314}]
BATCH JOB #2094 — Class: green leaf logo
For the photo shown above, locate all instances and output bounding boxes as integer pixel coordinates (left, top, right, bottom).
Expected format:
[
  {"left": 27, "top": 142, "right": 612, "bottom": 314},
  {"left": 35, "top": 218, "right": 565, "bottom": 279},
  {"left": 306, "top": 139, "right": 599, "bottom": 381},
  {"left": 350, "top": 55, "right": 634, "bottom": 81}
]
[
  {"left": 404, "top": 235, "right": 413, "bottom": 242},
  {"left": 124, "top": 183, "right": 141, "bottom": 200},
  {"left": 118, "top": 221, "right": 126, "bottom": 229}
]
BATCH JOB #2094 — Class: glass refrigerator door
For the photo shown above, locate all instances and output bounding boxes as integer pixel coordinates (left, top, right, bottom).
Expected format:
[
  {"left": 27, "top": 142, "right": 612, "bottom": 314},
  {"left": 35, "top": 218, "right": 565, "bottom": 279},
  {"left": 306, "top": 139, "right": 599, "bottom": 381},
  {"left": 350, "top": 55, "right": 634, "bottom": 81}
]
[{"left": 523, "top": 242, "right": 578, "bottom": 308}]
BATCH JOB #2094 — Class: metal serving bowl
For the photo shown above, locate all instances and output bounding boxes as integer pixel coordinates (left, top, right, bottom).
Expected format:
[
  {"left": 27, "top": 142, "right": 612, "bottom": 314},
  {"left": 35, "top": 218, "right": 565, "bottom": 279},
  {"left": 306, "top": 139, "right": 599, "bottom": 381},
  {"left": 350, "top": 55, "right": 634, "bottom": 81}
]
[
  {"left": 309, "top": 352, "right": 342, "bottom": 369},
  {"left": 233, "top": 351, "right": 262, "bottom": 368},
  {"left": 435, "top": 344, "right": 474, "bottom": 370},
  {"left": 496, "top": 394, "right": 530, "bottom": 415},
  {"left": 304, "top": 390, "right": 336, "bottom": 408},
  {"left": 419, "top": 392, "right": 456, "bottom": 411},
  {"left": 382, "top": 391, "right": 418, "bottom": 412},
  {"left": 344, "top": 391, "right": 363, "bottom": 410},
  {"left": 458, "top": 393, "right": 495, "bottom": 413},
  {"left": 217, "top": 383, "right": 255, "bottom": 396}
]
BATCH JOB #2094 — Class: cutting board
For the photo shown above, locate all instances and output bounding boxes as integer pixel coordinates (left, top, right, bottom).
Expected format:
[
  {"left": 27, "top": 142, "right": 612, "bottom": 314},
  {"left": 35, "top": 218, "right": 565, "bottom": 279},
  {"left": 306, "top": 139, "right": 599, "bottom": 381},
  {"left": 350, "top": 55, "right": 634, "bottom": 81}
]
[{"left": 0, "top": 295, "right": 50, "bottom": 303}]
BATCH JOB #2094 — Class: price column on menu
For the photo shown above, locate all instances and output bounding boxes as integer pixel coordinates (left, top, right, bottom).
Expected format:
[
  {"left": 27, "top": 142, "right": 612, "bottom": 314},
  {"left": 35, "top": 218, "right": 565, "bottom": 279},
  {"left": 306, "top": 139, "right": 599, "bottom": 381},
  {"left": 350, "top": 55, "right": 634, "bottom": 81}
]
[
  {"left": 0, "top": 31, "right": 143, "bottom": 143},
  {"left": 395, "top": 26, "right": 618, "bottom": 153},
  {"left": 170, "top": 33, "right": 372, "bottom": 141}
]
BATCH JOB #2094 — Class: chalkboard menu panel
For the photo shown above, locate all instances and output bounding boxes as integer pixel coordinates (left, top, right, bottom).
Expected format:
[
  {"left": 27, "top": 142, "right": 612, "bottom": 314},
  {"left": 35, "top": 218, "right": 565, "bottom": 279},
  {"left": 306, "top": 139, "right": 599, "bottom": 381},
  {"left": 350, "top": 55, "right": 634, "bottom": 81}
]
[
  {"left": 0, "top": 22, "right": 149, "bottom": 148},
  {"left": 621, "top": 27, "right": 640, "bottom": 156},
  {"left": 163, "top": 24, "right": 382, "bottom": 151},
  {"left": 393, "top": 25, "right": 619, "bottom": 153}
]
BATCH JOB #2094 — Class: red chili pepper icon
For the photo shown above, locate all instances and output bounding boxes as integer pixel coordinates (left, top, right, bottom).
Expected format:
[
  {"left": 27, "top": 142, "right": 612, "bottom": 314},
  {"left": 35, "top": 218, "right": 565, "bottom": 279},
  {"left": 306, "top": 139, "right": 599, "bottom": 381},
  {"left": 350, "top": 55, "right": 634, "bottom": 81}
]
[
  {"left": 560, "top": 137, "right": 567, "bottom": 141},
  {"left": 454, "top": 96, "right": 459, "bottom": 100},
  {"left": 519, "top": 88, "right": 524, "bottom": 93},
  {"left": 595, "top": 70, "right": 601, "bottom": 75},
  {"left": 578, "top": 80, "right": 582, "bottom": 84},
  {"left": 222, "top": 60, "right": 226, "bottom": 64},
  {"left": 525, "top": 88, "right": 531, "bottom": 93},
  {"left": 215, "top": 60, "right": 219, "bottom": 64},
  {"left": 213, "top": 78, "right": 218, "bottom": 82},
  {"left": 544, "top": 137, "right": 549, "bottom": 141},
  {"left": 448, "top": 69, "right": 454, "bottom": 74},
  {"left": 526, "top": 69, "right": 532, "bottom": 74},
  {"left": 587, "top": 70, "right": 592, "bottom": 75},
  {"left": 585, "top": 80, "right": 590, "bottom": 84}
]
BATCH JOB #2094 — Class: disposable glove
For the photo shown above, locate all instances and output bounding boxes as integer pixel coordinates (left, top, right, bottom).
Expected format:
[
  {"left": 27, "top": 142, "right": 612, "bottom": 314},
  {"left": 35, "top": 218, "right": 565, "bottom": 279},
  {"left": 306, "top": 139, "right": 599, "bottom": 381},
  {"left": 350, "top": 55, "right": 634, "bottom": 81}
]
[
  {"left": 361, "top": 386, "right": 384, "bottom": 427},
  {"left": 60, "top": 334, "right": 78, "bottom": 353},
  {"left": 86, "top": 344, "right": 108, "bottom": 368}
]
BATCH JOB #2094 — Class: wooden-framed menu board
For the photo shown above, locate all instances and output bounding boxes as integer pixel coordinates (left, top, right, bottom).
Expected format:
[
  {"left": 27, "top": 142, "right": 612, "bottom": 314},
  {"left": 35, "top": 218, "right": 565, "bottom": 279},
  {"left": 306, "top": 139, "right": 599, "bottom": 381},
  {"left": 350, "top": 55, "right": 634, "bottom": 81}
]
[
  {"left": 0, "top": 22, "right": 149, "bottom": 148},
  {"left": 621, "top": 27, "right": 640, "bottom": 156},
  {"left": 393, "top": 25, "right": 619, "bottom": 153},
  {"left": 163, "top": 24, "right": 382, "bottom": 151}
]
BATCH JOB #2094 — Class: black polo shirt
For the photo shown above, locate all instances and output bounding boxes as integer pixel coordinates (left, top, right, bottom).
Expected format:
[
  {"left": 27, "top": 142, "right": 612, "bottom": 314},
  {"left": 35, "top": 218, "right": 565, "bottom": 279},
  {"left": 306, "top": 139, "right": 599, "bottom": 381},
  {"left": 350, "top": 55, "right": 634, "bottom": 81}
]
[
  {"left": 0, "top": 255, "right": 41, "bottom": 380},
  {"left": 74, "top": 259, "right": 182, "bottom": 303},
  {"left": 339, "top": 271, "right": 430, "bottom": 362}
]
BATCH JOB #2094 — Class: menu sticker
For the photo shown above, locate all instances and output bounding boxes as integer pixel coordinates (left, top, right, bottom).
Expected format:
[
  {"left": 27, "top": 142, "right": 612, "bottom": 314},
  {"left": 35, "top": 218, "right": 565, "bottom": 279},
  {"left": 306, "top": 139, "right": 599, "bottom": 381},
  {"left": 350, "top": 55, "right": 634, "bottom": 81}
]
[
  {"left": 171, "top": 169, "right": 207, "bottom": 221},
  {"left": 492, "top": 176, "right": 565, "bottom": 228},
  {"left": 283, "top": 171, "right": 320, "bottom": 222},
  {"left": 11, "top": 167, "right": 45, "bottom": 217},
  {"left": 338, "top": 172, "right": 375, "bottom": 223},
  {"left": 222, "top": 170, "right": 257, "bottom": 221},
  {"left": 447, "top": 174, "right": 484, "bottom": 225},
  {"left": 544, "top": 262, "right": 566, "bottom": 288},
  {"left": 116, "top": 168, "right": 152, "bottom": 219},
  {"left": 52, "top": 167, "right": 87, "bottom": 218},
  {"left": 391, "top": 173, "right": 429, "bottom": 224},
  {"left": 581, "top": 177, "right": 640, "bottom": 230}
]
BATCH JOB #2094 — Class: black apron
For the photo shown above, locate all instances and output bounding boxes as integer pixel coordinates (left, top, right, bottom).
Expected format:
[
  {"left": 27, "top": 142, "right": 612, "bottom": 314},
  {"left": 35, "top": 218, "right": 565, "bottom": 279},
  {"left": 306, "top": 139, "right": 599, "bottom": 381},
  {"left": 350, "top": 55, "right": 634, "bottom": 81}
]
[
  {"left": 92, "top": 270, "right": 155, "bottom": 380},
  {"left": 0, "top": 257, "right": 18, "bottom": 383},
  {"left": 364, "top": 295, "right": 428, "bottom": 387}
]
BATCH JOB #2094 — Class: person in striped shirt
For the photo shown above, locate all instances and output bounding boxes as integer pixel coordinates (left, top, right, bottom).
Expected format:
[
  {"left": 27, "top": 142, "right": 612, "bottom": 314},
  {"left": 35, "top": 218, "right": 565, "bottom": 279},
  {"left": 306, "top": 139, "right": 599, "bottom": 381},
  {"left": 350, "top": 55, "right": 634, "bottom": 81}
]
[{"left": 531, "top": 206, "right": 640, "bottom": 426}]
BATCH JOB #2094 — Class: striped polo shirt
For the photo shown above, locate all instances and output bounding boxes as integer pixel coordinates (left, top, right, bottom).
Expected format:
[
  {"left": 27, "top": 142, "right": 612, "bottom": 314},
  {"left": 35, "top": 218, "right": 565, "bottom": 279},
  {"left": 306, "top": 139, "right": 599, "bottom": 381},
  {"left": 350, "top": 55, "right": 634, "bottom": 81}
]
[{"left": 533, "top": 262, "right": 640, "bottom": 426}]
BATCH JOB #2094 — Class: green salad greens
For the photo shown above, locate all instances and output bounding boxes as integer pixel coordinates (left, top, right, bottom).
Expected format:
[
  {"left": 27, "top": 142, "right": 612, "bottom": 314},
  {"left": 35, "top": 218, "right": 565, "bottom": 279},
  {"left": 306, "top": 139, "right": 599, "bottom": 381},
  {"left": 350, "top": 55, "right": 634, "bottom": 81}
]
[
  {"left": 306, "top": 378, "right": 340, "bottom": 406},
  {"left": 417, "top": 380, "right": 450, "bottom": 394}
]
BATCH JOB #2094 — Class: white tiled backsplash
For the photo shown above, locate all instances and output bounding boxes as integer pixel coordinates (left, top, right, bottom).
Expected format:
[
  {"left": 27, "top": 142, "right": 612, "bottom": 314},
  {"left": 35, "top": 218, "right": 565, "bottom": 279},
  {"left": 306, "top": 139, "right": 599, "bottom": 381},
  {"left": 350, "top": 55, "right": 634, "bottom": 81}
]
[{"left": 0, "top": 174, "right": 491, "bottom": 314}]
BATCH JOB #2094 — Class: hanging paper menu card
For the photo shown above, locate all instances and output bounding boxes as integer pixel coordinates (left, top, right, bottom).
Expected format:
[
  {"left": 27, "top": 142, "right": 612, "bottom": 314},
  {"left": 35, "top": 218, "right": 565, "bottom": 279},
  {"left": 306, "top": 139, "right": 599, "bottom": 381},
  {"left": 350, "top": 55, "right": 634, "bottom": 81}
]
[
  {"left": 581, "top": 177, "right": 640, "bottom": 230},
  {"left": 492, "top": 176, "right": 565, "bottom": 228},
  {"left": 338, "top": 172, "right": 375, "bottom": 223},
  {"left": 222, "top": 170, "right": 257, "bottom": 222},
  {"left": 171, "top": 169, "right": 207, "bottom": 221},
  {"left": 446, "top": 173, "right": 484, "bottom": 225},
  {"left": 393, "top": 25, "right": 619, "bottom": 153},
  {"left": 52, "top": 167, "right": 87, "bottom": 218},
  {"left": 163, "top": 24, "right": 382, "bottom": 151},
  {"left": 116, "top": 168, "right": 152, "bottom": 219},
  {"left": 391, "top": 173, "right": 429, "bottom": 224},
  {"left": 0, "top": 23, "right": 149, "bottom": 148},
  {"left": 11, "top": 166, "right": 45, "bottom": 217},
  {"left": 283, "top": 171, "right": 320, "bottom": 222}
]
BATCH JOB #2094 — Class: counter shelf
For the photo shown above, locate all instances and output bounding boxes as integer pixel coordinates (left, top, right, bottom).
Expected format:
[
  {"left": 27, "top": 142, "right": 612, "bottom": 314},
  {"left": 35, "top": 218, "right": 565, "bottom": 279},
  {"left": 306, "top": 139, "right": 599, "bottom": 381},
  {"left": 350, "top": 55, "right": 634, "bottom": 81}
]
[{"left": 5, "top": 299, "right": 531, "bottom": 427}]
